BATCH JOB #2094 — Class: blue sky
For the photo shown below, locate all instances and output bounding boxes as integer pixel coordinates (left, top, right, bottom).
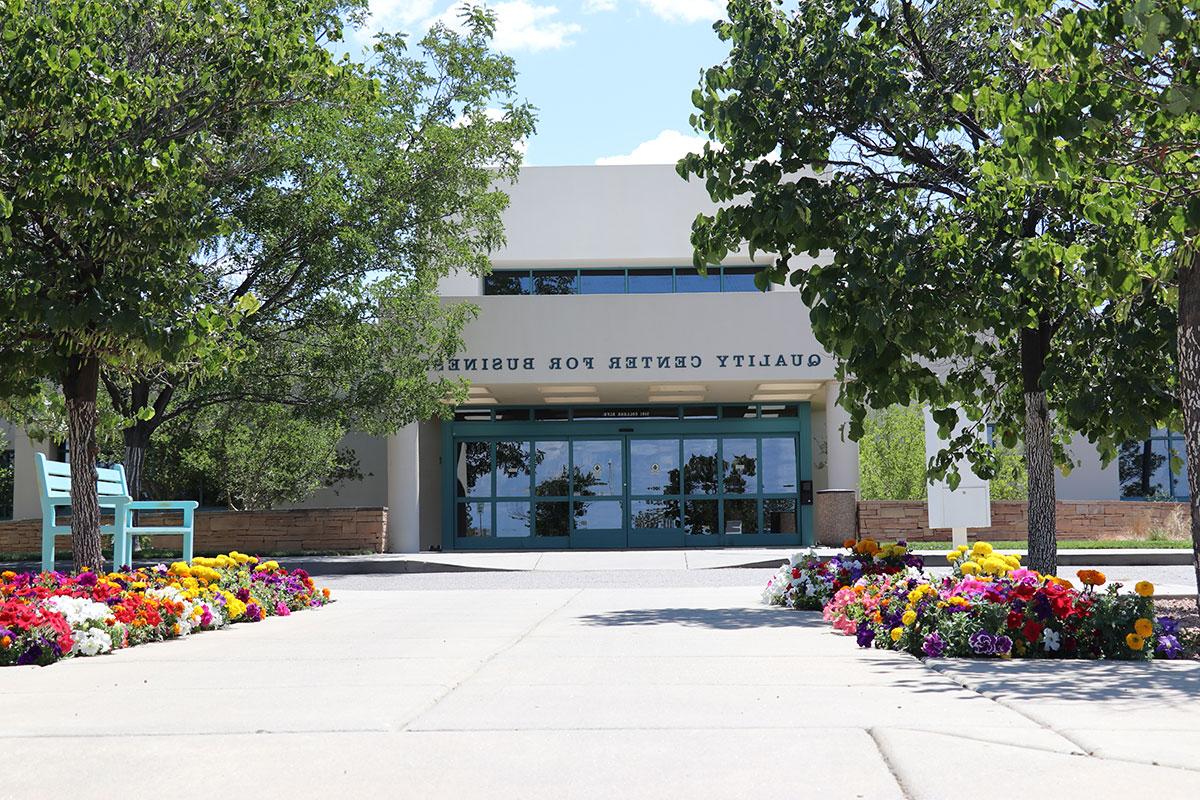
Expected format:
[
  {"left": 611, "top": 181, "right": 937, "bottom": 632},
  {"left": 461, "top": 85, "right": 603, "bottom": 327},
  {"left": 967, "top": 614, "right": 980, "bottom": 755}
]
[{"left": 349, "top": 1, "right": 730, "bottom": 165}]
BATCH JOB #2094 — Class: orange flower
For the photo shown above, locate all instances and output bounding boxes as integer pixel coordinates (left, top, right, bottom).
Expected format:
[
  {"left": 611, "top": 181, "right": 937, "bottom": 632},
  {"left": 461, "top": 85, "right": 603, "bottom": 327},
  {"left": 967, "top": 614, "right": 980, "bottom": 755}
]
[
  {"left": 1126, "top": 633, "right": 1145, "bottom": 651},
  {"left": 1134, "top": 618, "right": 1154, "bottom": 638},
  {"left": 1134, "top": 581, "right": 1154, "bottom": 597},
  {"left": 842, "top": 538, "right": 857, "bottom": 549},
  {"left": 321, "top": 588, "right": 331, "bottom": 599},
  {"left": 1076, "top": 569, "right": 1106, "bottom": 587}
]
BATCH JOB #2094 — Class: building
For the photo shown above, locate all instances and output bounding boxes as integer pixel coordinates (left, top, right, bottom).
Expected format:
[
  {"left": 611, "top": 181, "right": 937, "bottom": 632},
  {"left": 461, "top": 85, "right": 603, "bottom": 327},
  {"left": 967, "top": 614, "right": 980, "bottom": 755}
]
[{"left": 0, "top": 165, "right": 1188, "bottom": 549}]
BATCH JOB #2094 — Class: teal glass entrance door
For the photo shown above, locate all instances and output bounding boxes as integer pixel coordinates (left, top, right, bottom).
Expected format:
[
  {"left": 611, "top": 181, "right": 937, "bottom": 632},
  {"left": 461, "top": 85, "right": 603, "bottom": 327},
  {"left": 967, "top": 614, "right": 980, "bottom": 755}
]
[
  {"left": 442, "top": 403, "right": 812, "bottom": 550},
  {"left": 570, "top": 438, "right": 625, "bottom": 547},
  {"left": 629, "top": 437, "right": 684, "bottom": 547}
]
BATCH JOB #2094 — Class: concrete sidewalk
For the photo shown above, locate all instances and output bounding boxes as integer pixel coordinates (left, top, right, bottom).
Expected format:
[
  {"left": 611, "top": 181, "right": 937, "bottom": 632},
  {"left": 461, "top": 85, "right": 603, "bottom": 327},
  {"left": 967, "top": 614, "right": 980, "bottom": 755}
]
[
  {"left": 243, "top": 545, "right": 1195, "bottom": 576},
  {"left": 3, "top": 584, "right": 1198, "bottom": 798}
]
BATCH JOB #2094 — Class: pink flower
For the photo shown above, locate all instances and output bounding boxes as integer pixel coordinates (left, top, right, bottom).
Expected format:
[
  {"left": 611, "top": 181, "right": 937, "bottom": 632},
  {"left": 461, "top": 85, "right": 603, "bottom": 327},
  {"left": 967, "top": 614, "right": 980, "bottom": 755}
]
[{"left": 274, "top": 601, "right": 291, "bottom": 617}]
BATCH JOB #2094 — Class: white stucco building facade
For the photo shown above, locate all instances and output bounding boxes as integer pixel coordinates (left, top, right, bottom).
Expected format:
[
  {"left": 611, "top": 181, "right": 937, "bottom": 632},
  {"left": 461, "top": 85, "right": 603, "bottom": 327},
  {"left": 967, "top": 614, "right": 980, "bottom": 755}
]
[{"left": 0, "top": 165, "right": 1181, "bottom": 548}]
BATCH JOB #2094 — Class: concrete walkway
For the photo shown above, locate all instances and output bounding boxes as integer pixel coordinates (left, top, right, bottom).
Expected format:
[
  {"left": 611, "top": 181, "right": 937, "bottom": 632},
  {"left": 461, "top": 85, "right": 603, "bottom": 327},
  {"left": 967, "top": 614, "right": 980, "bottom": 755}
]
[{"left": 3, "top": 584, "right": 1199, "bottom": 798}]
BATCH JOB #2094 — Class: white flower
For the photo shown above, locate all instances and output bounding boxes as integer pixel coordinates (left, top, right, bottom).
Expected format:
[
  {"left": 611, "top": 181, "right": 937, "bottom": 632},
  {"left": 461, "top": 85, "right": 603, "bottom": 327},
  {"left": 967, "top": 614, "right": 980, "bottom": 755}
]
[
  {"left": 44, "top": 596, "right": 111, "bottom": 627},
  {"left": 71, "top": 627, "right": 113, "bottom": 657},
  {"left": 1043, "top": 628, "right": 1061, "bottom": 652}
]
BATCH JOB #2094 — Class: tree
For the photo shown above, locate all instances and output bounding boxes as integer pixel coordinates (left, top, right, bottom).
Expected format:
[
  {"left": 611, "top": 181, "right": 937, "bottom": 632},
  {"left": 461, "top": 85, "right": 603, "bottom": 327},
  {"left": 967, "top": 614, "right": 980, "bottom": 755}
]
[
  {"left": 859, "top": 406, "right": 929, "bottom": 501},
  {"left": 0, "top": 0, "right": 348, "bottom": 570},
  {"left": 678, "top": 0, "right": 1175, "bottom": 573},
  {"left": 968, "top": 0, "right": 1200, "bottom": 598},
  {"left": 102, "top": 11, "right": 535, "bottom": 504}
]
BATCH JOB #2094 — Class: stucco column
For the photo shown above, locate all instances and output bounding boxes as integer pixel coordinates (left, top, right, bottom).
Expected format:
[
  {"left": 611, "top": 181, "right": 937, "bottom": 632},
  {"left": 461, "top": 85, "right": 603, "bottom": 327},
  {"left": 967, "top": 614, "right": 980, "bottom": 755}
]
[
  {"left": 386, "top": 423, "right": 422, "bottom": 553},
  {"left": 12, "top": 430, "right": 51, "bottom": 521},
  {"left": 824, "top": 381, "right": 860, "bottom": 493}
]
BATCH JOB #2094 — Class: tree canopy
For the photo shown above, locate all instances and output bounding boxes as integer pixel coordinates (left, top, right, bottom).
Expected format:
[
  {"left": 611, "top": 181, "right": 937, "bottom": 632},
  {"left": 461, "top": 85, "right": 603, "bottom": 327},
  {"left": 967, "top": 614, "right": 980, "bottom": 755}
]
[{"left": 679, "top": 0, "right": 1176, "bottom": 572}]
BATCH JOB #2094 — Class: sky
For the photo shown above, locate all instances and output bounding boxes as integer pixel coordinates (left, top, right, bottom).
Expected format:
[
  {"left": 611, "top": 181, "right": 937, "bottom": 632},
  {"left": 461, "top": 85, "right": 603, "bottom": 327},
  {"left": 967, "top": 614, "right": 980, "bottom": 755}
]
[{"left": 346, "top": 1, "right": 731, "bottom": 166}]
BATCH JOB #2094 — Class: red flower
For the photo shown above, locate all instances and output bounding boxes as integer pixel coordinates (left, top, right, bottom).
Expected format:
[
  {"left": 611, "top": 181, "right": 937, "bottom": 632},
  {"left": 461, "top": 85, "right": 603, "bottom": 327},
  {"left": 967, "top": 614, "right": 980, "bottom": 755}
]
[
  {"left": 1006, "top": 610, "right": 1024, "bottom": 630},
  {"left": 1022, "top": 620, "right": 1043, "bottom": 643}
]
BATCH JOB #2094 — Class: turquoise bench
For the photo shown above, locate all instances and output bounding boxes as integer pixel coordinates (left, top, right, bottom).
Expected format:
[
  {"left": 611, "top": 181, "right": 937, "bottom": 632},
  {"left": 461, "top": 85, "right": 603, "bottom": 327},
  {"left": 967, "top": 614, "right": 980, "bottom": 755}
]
[{"left": 35, "top": 453, "right": 198, "bottom": 572}]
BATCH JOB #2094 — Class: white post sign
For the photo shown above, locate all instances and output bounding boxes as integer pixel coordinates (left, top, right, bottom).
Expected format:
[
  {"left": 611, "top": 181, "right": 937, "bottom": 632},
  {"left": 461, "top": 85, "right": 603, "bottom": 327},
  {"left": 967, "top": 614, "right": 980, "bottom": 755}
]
[{"left": 924, "top": 408, "right": 992, "bottom": 548}]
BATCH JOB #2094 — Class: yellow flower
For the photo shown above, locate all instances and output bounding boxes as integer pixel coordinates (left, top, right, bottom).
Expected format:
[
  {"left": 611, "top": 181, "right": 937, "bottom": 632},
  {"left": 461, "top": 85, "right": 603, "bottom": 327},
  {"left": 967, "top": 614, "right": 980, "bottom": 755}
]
[
  {"left": 890, "top": 627, "right": 903, "bottom": 642},
  {"left": 1125, "top": 633, "right": 1145, "bottom": 651},
  {"left": 945, "top": 552, "right": 959, "bottom": 564},
  {"left": 902, "top": 609, "right": 917, "bottom": 626},
  {"left": 168, "top": 562, "right": 191, "bottom": 578},
  {"left": 1134, "top": 618, "right": 1154, "bottom": 638},
  {"left": 960, "top": 562, "right": 981, "bottom": 576},
  {"left": 1, "top": 570, "right": 16, "bottom": 581},
  {"left": 1134, "top": 581, "right": 1155, "bottom": 598},
  {"left": 971, "top": 541, "right": 993, "bottom": 557}
]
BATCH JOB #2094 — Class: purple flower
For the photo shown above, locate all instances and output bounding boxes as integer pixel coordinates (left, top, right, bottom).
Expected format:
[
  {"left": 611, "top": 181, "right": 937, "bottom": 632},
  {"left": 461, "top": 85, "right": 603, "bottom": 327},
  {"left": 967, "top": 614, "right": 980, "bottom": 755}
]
[
  {"left": 16, "top": 644, "right": 42, "bottom": 666},
  {"left": 245, "top": 602, "right": 263, "bottom": 622},
  {"left": 199, "top": 606, "right": 213, "bottom": 627},
  {"left": 994, "top": 635, "right": 1013, "bottom": 655},
  {"left": 921, "top": 632, "right": 947, "bottom": 658},
  {"left": 76, "top": 571, "right": 97, "bottom": 587},
  {"left": 1158, "top": 616, "right": 1180, "bottom": 635},
  {"left": 1156, "top": 634, "right": 1184, "bottom": 659},
  {"left": 235, "top": 588, "right": 251, "bottom": 602},
  {"left": 855, "top": 621, "right": 876, "bottom": 648},
  {"left": 969, "top": 629, "right": 997, "bottom": 655}
]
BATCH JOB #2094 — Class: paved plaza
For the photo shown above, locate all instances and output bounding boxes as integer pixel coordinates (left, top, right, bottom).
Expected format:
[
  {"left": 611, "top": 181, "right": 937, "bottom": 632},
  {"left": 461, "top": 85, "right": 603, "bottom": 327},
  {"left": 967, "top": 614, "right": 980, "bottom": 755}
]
[{"left": 4, "top": 574, "right": 1200, "bottom": 799}]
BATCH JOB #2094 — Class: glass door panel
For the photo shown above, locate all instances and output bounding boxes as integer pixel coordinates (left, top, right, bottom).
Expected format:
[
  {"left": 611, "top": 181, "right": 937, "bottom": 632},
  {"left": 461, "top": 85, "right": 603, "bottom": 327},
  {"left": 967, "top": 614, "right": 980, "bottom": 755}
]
[
  {"left": 629, "top": 437, "right": 683, "bottom": 546},
  {"left": 571, "top": 439, "right": 626, "bottom": 547},
  {"left": 722, "top": 438, "right": 759, "bottom": 495}
]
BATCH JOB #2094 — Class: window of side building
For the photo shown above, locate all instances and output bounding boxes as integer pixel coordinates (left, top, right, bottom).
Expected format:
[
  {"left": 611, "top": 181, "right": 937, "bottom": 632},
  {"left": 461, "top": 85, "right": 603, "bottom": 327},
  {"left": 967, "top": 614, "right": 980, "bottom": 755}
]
[
  {"left": 1119, "top": 429, "right": 1189, "bottom": 501},
  {"left": 482, "top": 266, "right": 771, "bottom": 296}
]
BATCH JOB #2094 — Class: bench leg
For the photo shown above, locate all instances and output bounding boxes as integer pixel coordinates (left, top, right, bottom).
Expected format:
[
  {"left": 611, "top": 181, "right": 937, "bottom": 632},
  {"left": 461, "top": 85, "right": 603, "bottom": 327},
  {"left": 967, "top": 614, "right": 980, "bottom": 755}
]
[
  {"left": 183, "top": 530, "right": 194, "bottom": 563},
  {"left": 41, "top": 532, "right": 54, "bottom": 574}
]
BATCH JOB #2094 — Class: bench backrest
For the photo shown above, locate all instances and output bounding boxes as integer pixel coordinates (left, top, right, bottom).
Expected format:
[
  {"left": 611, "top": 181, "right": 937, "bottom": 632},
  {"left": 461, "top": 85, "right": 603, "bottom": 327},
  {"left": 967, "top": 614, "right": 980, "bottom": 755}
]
[{"left": 35, "top": 452, "right": 130, "bottom": 502}]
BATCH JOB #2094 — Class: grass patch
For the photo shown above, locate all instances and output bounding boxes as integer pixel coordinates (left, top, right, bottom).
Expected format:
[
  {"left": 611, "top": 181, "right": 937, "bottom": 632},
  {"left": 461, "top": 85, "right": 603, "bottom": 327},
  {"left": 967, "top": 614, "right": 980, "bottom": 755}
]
[{"left": 910, "top": 539, "right": 1190, "bottom": 550}]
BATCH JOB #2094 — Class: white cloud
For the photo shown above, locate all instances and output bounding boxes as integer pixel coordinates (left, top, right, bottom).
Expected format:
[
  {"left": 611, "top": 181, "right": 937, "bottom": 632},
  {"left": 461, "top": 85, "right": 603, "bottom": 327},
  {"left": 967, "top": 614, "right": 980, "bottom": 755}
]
[
  {"left": 594, "top": 129, "right": 711, "bottom": 165},
  {"left": 429, "top": 2, "right": 582, "bottom": 51},
  {"left": 583, "top": 0, "right": 617, "bottom": 11},
  {"left": 637, "top": 0, "right": 723, "bottom": 24}
]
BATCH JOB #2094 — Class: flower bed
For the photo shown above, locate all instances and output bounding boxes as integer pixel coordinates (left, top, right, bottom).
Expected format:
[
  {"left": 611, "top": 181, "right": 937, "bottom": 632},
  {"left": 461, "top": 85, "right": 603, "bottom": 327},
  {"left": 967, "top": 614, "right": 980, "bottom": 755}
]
[
  {"left": 0, "top": 552, "right": 331, "bottom": 667},
  {"left": 766, "top": 540, "right": 1198, "bottom": 660},
  {"left": 762, "top": 538, "right": 924, "bottom": 610}
]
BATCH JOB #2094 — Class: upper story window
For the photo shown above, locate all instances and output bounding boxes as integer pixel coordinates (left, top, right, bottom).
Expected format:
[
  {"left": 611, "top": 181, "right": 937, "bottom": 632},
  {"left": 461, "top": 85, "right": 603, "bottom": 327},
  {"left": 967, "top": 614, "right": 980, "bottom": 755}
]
[
  {"left": 1120, "top": 429, "right": 1189, "bottom": 501},
  {"left": 483, "top": 266, "right": 766, "bottom": 296}
]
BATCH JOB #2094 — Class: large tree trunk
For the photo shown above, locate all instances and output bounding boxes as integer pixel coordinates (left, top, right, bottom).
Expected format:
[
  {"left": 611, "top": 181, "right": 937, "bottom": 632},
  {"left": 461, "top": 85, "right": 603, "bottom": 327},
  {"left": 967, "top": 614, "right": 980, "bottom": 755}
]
[
  {"left": 123, "top": 423, "right": 151, "bottom": 502},
  {"left": 1021, "top": 322, "right": 1057, "bottom": 575},
  {"left": 1177, "top": 246, "right": 1200, "bottom": 609},
  {"left": 63, "top": 355, "right": 103, "bottom": 573}
]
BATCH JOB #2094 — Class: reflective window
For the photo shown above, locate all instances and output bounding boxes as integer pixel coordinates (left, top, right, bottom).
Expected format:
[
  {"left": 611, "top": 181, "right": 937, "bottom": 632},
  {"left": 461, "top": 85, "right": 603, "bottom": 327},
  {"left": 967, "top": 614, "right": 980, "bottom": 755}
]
[
  {"left": 575, "top": 499, "right": 623, "bottom": 529},
  {"left": 457, "top": 441, "right": 491, "bottom": 498},
  {"left": 627, "top": 269, "right": 673, "bottom": 294},
  {"left": 1120, "top": 432, "right": 1188, "bottom": 500},
  {"left": 535, "top": 502, "right": 570, "bottom": 536},
  {"left": 684, "top": 500, "right": 718, "bottom": 534},
  {"left": 722, "top": 266, "right": 760, "bottom": 292},
  {"left": 675, "top": 269, "right": 721, "bottom": 293},
  {"left": 494, "top": 441, "right": 531, "bottom": 496},
  {"left": 631, "top": 499, "right": 680, "bottom": 529},
  {"left": 683, "top": 439, "right": 719, "bottom": 495},
  {"left": 765, "top": 498, "right": 797, "bottom": 533},
  {"left": 579, "top": 269, "right": 626, "bottom": 294},
  {"left": 722, "top": 438, "right": 759, "bottom": 494},
  {"left": 484, "top": 271, "right": 531, "bottom": 295},
  {"left": 533, "top": 270, "right": 578, "bottom": 295},
  {"left": 572, "top": 440, "right": 623, "bottom": 496},
  {"left": 457, "top": 501, "right": 491, "bottom": 537},
  {"left": 761, "top": 437, "right": 798, "bottom": 493},
  {"left": 534, "top": 441, "right": 570, "bottom": 497},
  {"left": 723, "top": 499, "right": 759, "bottom": 533},
  {"left": 495, "top": 502, "right": 531, "bottom": 538},
  {"left": 630, "top": 439, "right": 679, "bottom": 495}
]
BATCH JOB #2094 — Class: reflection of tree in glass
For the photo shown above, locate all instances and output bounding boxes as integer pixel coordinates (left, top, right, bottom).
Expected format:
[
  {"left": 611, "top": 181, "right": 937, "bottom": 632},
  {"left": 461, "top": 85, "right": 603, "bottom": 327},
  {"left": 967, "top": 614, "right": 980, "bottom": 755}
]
[
  {"left": 631, "top": 500, "right": 680, "bottom": 528},
  {"left": 457, "top": 441, "right": 489, "bottom": 498},
  {"left": 533, "top": 272, "right": 577, "bottom": 295},
  {"left": 683, "top": 454, "right": 719, "bottom": 495},
  {"left": 722, "top": 453, "right": 757, "bottom": 494},
  {"left": 1119, "top": 439, "right": 1169, "bottom": 498},
  {"left": 486, "top": 273, "right": 527, "bottom": 295}
]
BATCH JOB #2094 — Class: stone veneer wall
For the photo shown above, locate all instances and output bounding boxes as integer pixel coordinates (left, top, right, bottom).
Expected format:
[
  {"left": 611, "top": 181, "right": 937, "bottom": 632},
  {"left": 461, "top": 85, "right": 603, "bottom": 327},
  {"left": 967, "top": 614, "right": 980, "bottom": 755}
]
[
  {"left": 857, "top": 500, "right": 1188, "bottom": 542},
  {"left": 0, "top": 508, "right": 387, "bottom": 556}
]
